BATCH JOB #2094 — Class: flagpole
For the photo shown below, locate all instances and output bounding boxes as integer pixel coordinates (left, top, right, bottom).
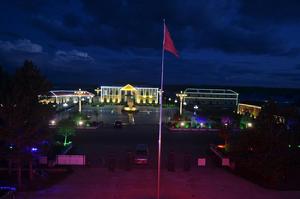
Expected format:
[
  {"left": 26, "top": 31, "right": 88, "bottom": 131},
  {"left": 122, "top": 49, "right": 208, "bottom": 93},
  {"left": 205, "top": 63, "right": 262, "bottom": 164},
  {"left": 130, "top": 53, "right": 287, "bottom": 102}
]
[{"left": 157, "top": 18, "right": 165, "bottom": 199}]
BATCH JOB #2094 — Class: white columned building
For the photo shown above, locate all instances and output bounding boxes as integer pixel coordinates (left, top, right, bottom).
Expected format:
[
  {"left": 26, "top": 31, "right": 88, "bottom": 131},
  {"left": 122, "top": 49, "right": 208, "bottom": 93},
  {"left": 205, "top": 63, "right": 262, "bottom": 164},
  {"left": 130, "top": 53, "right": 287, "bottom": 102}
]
[{"left": 100, "top": 84, "right": 159, "bottom": 105}]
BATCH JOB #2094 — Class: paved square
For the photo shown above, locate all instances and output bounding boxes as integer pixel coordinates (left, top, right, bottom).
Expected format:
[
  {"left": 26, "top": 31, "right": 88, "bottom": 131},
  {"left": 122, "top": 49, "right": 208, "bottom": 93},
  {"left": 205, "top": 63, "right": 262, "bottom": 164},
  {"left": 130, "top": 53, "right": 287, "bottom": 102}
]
[{"left": 17, "top": 167, "right": 300, "bottom": 199}]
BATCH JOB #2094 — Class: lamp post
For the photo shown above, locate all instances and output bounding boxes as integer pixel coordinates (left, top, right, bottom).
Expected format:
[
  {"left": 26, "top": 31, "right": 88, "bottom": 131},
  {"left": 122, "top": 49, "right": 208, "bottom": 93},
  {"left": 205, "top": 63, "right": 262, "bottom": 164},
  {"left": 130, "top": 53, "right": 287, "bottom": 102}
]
[
  {"left": 176, "top": 91, "right": 187, "bottom": 115},
  {"left": 74, "top": 88, "right": 85, "bottom": 113},
  {"left": 193, "top": 105, "right": 198, "bottom": 115},
  {"left": 94, "top": 87, "right": 101, "bottom": 96},
  {"left": 94, "top": 87, "right": 101, "bottom": 104}
]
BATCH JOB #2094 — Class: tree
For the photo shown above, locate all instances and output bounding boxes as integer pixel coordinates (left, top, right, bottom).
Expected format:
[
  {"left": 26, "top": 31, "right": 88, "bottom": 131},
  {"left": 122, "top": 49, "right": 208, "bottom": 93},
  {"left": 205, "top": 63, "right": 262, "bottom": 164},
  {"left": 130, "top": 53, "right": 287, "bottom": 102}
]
[
  {"left": 230, "top": 101, "right": 290, "bottom": 187},
  {"left": 0, "top": 60, "right": 53, "bottom": 189},
  {"left": 57, "top": 119, "right": 75, "bottom": 146}
]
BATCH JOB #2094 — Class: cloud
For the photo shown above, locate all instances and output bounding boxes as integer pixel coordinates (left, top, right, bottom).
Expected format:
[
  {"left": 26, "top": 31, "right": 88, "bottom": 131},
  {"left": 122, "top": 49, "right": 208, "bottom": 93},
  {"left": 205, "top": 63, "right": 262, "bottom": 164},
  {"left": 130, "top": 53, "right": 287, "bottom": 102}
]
[
  {"left": 295, "top": 64, "right": 300, "bottom": 70},
  {"left": 53, "top": 49, "right": 94, "bottom": 63},
  {"left": 269, "top": 72, "right": 300, "bottom": 82},
  {"left": 240, "top": 0, "right": 300, "bottom": 24},
  {"left": 0, "top": 39, "right": 43, "bottom": 53}
]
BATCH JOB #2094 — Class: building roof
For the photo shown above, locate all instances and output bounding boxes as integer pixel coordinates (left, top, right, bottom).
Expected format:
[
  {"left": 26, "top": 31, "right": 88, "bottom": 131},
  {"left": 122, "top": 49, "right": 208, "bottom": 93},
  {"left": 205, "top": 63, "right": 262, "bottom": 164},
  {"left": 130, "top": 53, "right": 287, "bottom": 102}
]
[
  {"left": 184, "top": 88, "right": 238, "bottom": 95},
  {"left": 49, "top": 90, "right": 94, "bottom": 97},
  {"left": 120, "top": 84, "right": 137, "bottom": 91}
]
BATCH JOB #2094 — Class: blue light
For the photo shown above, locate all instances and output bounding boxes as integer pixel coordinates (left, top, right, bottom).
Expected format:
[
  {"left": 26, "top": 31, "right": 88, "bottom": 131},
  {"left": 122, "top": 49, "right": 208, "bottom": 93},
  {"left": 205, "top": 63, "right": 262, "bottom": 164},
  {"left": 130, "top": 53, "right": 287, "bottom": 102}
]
[
  {"left": 31, "top": 147, "right": 38, "bottom": 152},
  {"left": 196, "top": 117, "right": 206, "bottom": 124},
  {"left": 0, "top": 186, "right": 16, "bottom": 191}
]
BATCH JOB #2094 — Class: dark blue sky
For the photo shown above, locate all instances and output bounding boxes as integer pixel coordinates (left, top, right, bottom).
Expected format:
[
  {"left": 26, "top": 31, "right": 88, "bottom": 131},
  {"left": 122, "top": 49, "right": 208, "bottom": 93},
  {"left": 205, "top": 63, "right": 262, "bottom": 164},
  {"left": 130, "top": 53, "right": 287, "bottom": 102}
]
[{"left": 1, "top": 0, "right": 300, "bottom": 88}]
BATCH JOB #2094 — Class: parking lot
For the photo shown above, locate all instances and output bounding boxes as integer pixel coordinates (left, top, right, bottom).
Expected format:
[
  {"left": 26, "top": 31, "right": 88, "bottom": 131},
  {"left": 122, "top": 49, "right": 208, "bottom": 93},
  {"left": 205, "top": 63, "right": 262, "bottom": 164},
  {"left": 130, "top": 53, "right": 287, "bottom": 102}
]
[{"left": 72, "top": 124, "right": 222, "bottom": 169}]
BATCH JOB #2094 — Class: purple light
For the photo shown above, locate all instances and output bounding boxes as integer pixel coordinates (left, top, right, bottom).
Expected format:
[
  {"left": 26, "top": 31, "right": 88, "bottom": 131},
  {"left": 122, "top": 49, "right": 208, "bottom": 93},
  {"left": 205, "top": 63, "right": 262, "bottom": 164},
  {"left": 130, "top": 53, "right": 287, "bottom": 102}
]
[
  {"left": 221, "top": 116, "right": 232, "bottom": 125},
  {"left": 31, "top": 147, "right": 38, "bottom": 152}
]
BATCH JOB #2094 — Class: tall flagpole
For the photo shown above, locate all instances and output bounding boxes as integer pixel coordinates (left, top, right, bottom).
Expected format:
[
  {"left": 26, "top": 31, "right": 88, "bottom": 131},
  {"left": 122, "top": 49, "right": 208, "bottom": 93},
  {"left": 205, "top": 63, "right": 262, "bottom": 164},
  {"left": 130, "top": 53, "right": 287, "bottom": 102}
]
[{"left": 157, "top": 18, "right": 165, "bottom": 199}]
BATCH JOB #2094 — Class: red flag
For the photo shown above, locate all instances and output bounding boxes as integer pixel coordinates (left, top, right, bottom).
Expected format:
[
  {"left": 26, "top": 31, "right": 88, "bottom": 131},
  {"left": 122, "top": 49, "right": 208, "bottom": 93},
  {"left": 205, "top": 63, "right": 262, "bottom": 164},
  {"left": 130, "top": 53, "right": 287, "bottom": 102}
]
[{"left": 164, "top": 24, "right": 179, "bottom": 57}]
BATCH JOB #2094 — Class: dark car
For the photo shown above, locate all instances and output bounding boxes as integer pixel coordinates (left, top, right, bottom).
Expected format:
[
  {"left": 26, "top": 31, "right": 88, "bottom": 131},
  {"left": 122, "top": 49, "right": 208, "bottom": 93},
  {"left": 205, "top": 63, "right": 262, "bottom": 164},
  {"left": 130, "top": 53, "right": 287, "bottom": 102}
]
[
  {"left": 114, "top": 120, "right": 123, "bottom": 128},
  {"left": 134, "top": 144, "right": 149, "bottom": 165}
]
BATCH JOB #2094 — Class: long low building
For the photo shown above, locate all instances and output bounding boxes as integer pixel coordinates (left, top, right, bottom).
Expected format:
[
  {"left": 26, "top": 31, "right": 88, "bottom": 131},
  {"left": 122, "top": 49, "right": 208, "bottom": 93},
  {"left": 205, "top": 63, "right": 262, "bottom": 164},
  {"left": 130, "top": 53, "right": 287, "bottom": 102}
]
[
  {"left": 99, "top": 84, "right": 159, "bottom": 104},
  {"left": 39, "top": 89, "right": 94, "bottom": 105},
  {"left": 183, "top": 88, "right": 239, "bottom": 111}
]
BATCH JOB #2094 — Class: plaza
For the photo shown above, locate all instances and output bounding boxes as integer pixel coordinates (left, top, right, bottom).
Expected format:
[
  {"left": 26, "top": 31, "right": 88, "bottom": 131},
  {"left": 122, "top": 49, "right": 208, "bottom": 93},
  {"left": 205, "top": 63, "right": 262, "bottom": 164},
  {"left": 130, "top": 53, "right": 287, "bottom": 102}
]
[{"left": 17, "top": 124, "right": 300, "bottom": 199}]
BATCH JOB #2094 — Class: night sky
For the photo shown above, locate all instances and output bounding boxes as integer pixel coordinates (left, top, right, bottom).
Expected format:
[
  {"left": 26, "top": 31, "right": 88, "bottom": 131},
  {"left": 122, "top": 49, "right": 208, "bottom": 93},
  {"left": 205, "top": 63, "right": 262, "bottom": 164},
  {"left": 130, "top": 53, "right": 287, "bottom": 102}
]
[{"left": 1, "top": 0, "right": 300, "bottom": 88}]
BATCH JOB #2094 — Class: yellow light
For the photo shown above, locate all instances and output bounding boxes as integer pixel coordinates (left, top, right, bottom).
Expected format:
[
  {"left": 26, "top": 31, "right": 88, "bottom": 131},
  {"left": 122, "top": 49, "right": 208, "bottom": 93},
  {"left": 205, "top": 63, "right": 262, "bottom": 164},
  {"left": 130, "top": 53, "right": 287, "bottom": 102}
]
[
  {"left": 180, "top": 122, "right": 185, "bottom": 127},
  {"left": 247, "top": 122, "right": 253, "bottom": 128},
  {"left": 124, "top": 107, "right": 137, "bottom": 111},
  {"left": 78, "top": 121, "right": 84, "bottom": 126}
]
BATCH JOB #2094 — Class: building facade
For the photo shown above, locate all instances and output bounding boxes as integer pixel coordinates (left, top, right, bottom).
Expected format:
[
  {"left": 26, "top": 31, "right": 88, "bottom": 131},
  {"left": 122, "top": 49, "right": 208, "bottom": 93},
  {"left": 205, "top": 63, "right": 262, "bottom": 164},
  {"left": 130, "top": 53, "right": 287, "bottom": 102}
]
[
  {"left": 99, "top": 84, "right": 159, "bottom": 105},
  {"left": 39, "top": 90, "right": 94, "bottom": 105},
  {"left": 183, "top": 88, "right": 239, "bottom": 111},
  {"left": 237, "top": 103, "right": 262, "bottom": 118}
]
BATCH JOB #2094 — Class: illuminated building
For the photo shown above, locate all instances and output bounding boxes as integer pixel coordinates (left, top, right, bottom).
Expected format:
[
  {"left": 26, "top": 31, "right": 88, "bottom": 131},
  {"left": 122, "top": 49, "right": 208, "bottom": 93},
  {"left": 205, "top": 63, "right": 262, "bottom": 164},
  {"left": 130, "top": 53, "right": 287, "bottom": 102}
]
[
  {"left": 39, "top": 90, "right": 94, "bottom": 105},
  {"left": 237, "top": 103, "right": 262, "bottom": 118},
  {"left": 183, "top": 88, "right": 239, "bottom": 111},
  {"left": 99, "top": 84, "right": 159, "bottom": 104}
]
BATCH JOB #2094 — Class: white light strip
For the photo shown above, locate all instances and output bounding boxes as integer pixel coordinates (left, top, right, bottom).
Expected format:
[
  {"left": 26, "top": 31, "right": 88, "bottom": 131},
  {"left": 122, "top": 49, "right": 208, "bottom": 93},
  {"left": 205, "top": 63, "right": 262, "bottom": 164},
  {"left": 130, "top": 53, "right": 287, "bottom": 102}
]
[
  {"left": 238, "top": 103, "right": 262, "bottom": 109},
  {"left": 185, "top": 97, "right": 238, "bottom": 100}
]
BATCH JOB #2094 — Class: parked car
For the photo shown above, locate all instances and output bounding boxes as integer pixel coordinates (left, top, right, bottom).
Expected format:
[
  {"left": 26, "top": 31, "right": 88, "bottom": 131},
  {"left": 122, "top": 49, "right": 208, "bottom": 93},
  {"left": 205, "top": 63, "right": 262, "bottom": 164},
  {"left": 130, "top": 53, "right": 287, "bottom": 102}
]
[
  {"left": 134, "top": 144, "right": 149, "bottom": 165},
  {"left": 114, "top": 120, "right": 123, "bottom": 128}
]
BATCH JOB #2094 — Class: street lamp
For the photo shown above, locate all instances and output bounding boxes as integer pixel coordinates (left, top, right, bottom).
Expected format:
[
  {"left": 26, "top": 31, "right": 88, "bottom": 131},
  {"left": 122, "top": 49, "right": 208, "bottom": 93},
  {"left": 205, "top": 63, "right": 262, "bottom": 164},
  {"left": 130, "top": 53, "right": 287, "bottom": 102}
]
[
  {"left": 176, "top": 91, "right": 187, "bottom": 115},
  {"left": 74, "top": 88, "right": 85, "bottom": 113},
  {"left": 94, "top": 87, "right": 101, "bottom": 96}
]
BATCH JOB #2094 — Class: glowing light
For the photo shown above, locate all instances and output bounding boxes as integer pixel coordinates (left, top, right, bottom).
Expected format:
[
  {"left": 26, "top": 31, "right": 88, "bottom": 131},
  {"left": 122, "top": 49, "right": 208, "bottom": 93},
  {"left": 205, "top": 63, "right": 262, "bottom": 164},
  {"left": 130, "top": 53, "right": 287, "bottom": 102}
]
[
  {"left": 247, "top": 122, "right": 253, "bottom": 128},
  {"left": 183, "top": 102, "right": 187, "bottom": 106},
  {"left": 217, "top": 144, "right": 225, "bottom": 149},
  {"left": 9, "top": 145, "right": 13, "bottom": 150},
  {"left": 194, "top": 105, "right": 198, "bottom": 110},
  {"left": 123, "top": 107, "right": 137, "bottom": 111},
  {"left": 168, "top": 98, "right": 171, "bottom": 101},
  {"left": 0, "top": 186, "right": 16, "bottom": 191},
  {"left": 63, "top": 103, "right": 68, "bottom": 107},
  {"left": 200, "top": 122, "right": 204, "bottom": 128},
  {"left": 174, "top": 99, "right": 178, "bottom": 103},
  {"left": 180, "top": 122, "right": 185, "bottom": 127},
  {"left": 225, "top": 123, "right": 228, "bottom": 126},
  {"left": 31, "top": 147, "right": 38, "bottom": 152},
  {"left": 50, "top": 120, "right": 56, "bottom": 125},
  {"left": 78, "top": 120, "right": 84, "bottom": 126}
]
